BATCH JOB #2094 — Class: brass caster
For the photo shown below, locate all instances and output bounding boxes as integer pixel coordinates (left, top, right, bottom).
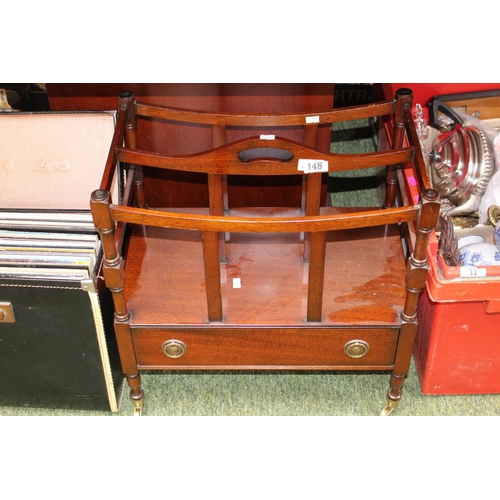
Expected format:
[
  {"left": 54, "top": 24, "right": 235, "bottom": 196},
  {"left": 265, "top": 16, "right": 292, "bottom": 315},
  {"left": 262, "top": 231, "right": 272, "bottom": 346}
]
[
  {"left": 380, "top": 399, "right": 399, "bottom": 416},
  {"left": 132, "top": 399, "right": 144, "bottom": 417}
]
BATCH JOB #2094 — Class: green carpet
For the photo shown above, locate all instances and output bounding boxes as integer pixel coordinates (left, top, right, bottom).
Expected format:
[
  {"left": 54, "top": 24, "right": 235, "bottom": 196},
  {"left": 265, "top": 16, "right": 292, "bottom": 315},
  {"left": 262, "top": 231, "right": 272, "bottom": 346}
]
[
  {"left": 3, "top": 359, "right": 500, "bottom": 416},
  {"left": 2, "top": 117, "right": 500, "bottom": 417}
]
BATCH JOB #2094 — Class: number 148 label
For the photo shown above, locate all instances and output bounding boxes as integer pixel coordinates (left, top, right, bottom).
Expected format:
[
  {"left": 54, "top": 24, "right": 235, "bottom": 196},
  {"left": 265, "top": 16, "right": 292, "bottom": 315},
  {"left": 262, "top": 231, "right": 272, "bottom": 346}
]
[{"left": 298, "top": 159, "right": 329, "bottom": 173}]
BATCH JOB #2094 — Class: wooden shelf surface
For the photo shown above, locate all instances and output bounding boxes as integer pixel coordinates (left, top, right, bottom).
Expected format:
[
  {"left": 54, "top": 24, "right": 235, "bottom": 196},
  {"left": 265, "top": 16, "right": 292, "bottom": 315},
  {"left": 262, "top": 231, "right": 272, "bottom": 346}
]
[{"left": 123, "top": 208, "right": 406, "bottom": 328}]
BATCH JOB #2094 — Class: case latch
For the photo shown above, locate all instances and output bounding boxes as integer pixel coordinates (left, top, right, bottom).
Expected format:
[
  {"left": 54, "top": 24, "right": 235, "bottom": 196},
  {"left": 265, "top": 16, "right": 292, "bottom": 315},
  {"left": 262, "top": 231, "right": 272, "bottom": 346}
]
[{"left": 0, "top": 302, "right": 15, "bottom": 323}]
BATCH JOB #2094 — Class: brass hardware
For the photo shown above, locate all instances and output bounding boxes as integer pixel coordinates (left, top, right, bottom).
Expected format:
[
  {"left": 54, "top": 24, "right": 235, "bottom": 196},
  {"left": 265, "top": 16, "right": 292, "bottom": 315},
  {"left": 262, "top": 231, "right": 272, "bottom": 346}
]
[
  {"left": 450, "top": 215, "right": 480, "bottom": 229},
  {"left": 380, "top": 399, "right": 400, "bottom": 416},
  {"left": 162, "top": 339, "right": 187, "bottom": 358},
  {"left": 133, "top": 399, "right": 143, "bottom": 417},
  {"left": 81, "top": 276, "right": 98, "bottom": 293},
  {"left": 0, "top": 302, "right": 15, "bottom": 323},
  {"left": 343, "top": 339, "right": 369, "bottom": 358},
  {"left": 487, "top": 205, "right": 500, "bottom": 226}
]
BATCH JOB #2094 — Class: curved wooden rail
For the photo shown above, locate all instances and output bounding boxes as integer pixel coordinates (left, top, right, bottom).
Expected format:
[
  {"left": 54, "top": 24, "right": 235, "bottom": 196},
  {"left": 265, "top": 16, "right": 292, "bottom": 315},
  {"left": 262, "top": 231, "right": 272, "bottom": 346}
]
[
  {"left": 115, "top": 136, "right": 415, "bottom": 176},
  {"left": 135, "top": 100, "right": 396, "bottom": 126},
  {"left": 108, "top": 202, "right": 420, "bottom": 233}
]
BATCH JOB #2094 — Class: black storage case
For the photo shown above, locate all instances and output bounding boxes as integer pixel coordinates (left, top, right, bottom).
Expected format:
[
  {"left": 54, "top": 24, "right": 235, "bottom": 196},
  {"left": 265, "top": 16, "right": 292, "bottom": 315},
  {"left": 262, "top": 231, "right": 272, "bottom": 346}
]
[{"left": 0, "top": 111, "right": 124, "bottom": 412}]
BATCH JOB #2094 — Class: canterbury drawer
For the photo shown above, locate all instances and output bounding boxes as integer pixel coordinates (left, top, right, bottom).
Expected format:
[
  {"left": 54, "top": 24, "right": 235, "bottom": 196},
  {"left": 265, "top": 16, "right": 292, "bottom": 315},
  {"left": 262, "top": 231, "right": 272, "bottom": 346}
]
[{"left": 131, "top": 327, "right": 399, "bottom": 368}]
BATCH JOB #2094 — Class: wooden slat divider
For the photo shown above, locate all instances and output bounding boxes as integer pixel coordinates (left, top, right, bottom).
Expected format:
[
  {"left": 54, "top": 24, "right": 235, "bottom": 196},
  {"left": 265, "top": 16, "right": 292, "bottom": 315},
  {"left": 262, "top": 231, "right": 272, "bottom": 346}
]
[
  {"left": 202, "top": 230, "right": 223, "bottom": 322},
  {"left": 211, "top": 124, "right": 228, "bottom": 262},
  {"left": 307, "top": 231, "right": 327, "bottom": 322}
]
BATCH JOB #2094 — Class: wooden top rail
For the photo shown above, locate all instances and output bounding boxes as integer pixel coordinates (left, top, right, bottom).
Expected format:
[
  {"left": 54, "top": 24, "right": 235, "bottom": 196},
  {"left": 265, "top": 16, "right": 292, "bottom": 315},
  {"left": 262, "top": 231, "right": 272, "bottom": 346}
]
[
  {"left": 115, "top": 136, "right": 415, "bottom": 176},
  {"left": 135, "top": 100, "right": 397, "bottom": 127},
  {"left": 106, "top": 202, "right": 420, "bottom": 233}
]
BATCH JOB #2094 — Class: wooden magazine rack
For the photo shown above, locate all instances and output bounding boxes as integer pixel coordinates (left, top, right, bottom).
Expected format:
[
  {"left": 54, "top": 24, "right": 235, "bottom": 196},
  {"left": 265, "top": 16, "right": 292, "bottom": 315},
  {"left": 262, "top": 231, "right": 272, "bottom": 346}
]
[{"left": 91, "top": 88, "right": 440, "bottom": 415}]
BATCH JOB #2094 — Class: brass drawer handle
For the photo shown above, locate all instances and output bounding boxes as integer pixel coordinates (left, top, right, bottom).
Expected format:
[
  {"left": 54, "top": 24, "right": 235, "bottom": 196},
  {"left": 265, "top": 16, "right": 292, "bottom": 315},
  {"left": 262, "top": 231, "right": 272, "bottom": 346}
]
[
  {"left": 344, "top": 340, "right": 369, "bottom": 358},
  {"left": 162, "top": 339, "right": 187, "bottom": 358}
]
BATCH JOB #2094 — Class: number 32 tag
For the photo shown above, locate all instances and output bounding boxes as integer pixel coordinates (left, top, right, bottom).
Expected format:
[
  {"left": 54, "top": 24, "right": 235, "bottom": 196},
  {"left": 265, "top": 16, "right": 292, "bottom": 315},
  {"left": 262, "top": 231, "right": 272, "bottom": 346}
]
[{"left": 298, "top": 159, "right": 329, "bottom": 173}]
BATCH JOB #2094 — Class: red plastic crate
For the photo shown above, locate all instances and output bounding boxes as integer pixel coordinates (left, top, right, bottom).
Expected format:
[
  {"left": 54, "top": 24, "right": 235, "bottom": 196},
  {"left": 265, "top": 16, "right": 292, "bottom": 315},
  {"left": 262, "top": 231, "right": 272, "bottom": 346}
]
[{"left": 414, "top": 228, "right": 500, "bottom": 394}]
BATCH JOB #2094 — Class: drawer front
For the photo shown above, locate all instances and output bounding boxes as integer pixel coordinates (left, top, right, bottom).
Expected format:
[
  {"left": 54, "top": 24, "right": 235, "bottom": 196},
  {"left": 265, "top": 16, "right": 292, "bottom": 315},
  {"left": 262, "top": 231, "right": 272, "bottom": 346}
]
[{"left": 131, "top": 327, "right": 399, "bottom": 368}]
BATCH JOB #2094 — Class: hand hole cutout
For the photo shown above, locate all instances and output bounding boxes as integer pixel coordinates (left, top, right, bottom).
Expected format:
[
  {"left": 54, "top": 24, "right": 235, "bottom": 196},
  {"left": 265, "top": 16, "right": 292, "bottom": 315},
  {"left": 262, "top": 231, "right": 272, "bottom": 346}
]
[{"left": 238, "top": 148, "right": 293, "bottom": 163}]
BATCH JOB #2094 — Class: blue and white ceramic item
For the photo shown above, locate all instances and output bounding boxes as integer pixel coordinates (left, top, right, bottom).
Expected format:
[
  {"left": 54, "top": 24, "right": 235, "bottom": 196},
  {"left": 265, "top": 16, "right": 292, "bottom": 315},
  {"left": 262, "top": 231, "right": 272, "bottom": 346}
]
[
  {"left": 495, "top": 221, "right": 500, "bottom": 251},
  {"left": 460, "top": 242, "right": 500, "bottom": 267},
  {"left": 457, "top": 234, "right": 484, "bottom": 250}
]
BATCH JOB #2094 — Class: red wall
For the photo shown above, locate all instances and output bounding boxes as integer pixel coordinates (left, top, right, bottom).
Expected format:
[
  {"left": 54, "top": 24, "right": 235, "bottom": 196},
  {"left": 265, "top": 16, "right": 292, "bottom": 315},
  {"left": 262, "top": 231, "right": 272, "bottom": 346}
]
[{"left": 390, "top": 83, "right": 500, "bottom": 121}]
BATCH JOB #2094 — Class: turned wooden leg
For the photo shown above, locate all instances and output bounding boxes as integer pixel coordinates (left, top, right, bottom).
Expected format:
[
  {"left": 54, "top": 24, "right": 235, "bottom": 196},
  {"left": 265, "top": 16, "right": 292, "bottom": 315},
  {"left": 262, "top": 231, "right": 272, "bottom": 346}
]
[
  {"left": 92, "top": 189, "right": 148, "bottom": 416},
  {"left": 381, "top": 373, "right": 406, "bottom": 416},
  {"left": 380, "top": 189, "right": 440, "bottom": 416},
  {"left": 127, "top": 373, "right": 144, "bottom": 416},
  {"left": 380, "top": 319, "right": 417, "bottom": 416}
]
